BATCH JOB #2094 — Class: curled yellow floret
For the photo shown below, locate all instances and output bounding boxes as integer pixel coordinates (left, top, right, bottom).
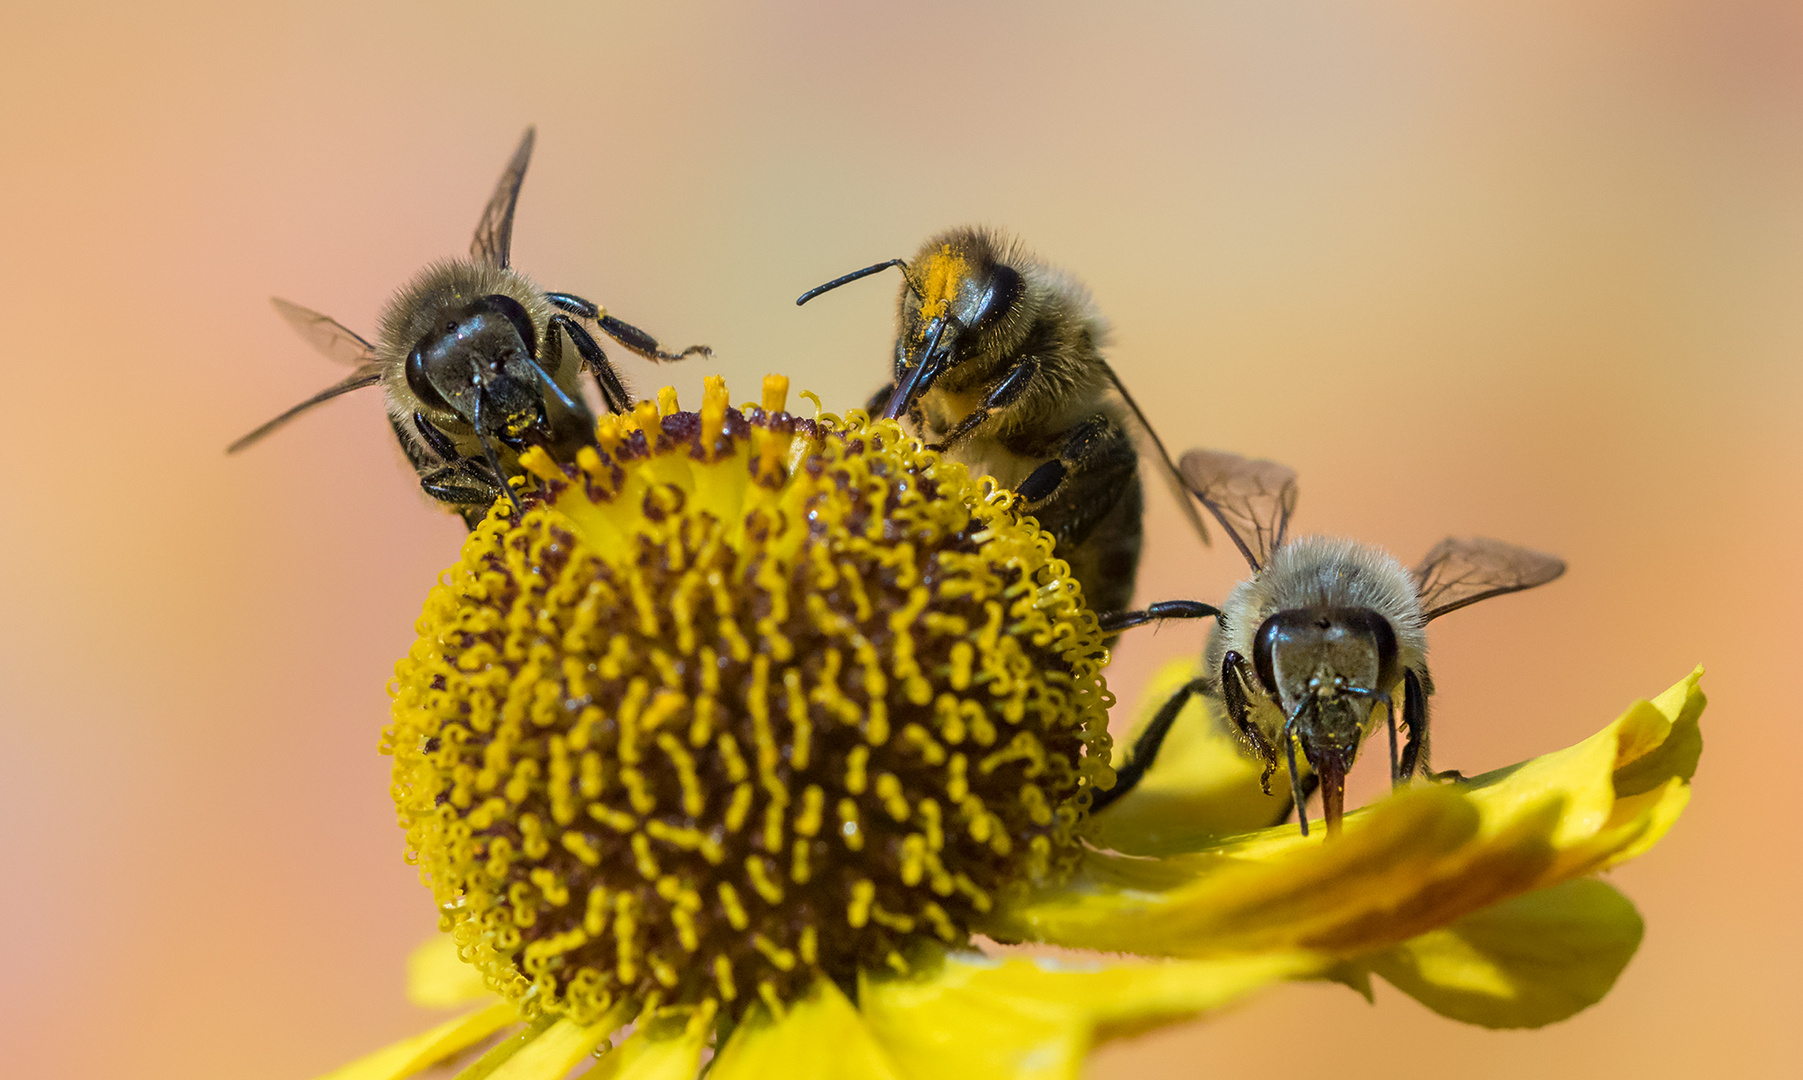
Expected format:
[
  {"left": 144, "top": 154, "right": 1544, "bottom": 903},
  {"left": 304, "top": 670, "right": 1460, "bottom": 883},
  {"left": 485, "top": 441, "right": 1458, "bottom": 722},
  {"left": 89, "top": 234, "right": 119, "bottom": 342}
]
[{"left": 385, "top": 375, "right": 1113, "bottom": 1027}]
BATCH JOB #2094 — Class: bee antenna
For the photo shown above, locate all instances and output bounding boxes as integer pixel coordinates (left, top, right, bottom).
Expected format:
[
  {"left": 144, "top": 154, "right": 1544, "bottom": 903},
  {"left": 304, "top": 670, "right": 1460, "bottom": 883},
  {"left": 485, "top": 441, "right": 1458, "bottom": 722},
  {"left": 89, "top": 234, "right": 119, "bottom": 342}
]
[
  {"left": 470, "top": 385, "right": 524, "bottom": 517},
  {"left": 795, "top": 258, "right": 918, "bottom": 306},
  {"left": 881, "top": 316, "right": 954, "bottom": 421},
  {"left": 520, "top": 354, "right": 587, "bottom": 418}
]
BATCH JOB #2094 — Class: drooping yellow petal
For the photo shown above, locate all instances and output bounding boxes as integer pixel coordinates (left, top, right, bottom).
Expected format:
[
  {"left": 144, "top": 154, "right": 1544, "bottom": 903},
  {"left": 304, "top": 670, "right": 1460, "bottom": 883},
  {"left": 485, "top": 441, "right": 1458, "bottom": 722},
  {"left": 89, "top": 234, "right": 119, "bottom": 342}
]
[
  {"left": 710, "top": 979, "right": 905, "bottom": 1080},
  {"left": 311, "top": 1002, "right": 517, "bottom": 1080},
  {"left": 584, "top": 1022, "right": 708, "bottom": 1080},
  {"left": 486, "top": 1015, "right": 627, "bottom": 1080},
  {"left": 407, "top": 935, "right": 493, "bottom": 1008},
  {"left": 1084, "top": 659, "right": 1281, "bottom": 855},
  {"left": 859, "top": 951, "right": 1319, "bottom": 1080},
  {"left": 995, "top": 670, "right": 1702, "bottom": 964},
  {"left": 1359, "top": 877, "right": 1644, "bottom": 1029}
]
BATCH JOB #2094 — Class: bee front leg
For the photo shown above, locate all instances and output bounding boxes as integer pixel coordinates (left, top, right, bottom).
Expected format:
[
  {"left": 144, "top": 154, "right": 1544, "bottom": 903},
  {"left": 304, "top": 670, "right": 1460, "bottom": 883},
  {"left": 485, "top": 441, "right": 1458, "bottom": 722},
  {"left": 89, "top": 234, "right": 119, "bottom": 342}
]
[
  {"left": 419, "top": 466, "right": 501, "bottom": 522},
  {"left": 549, "top": 313, "right": 632, "bottom": 415},
  {"left": 1089, "top": 677, "right": 1210, "bottom": 814},
  {"left": 1013, "top": 413, "right": 1141, "bottom": 612},
  {"left": 548, "top": 292, "right": 713, "bottom": 364},
  {"left": 403, "top": 412, "right": 506, "bottom": 530},
  {"left": 598, "top": 314, "right": 713, "bottom": 363},
  {"left": 1399, "top": 667, "right": 1431, "bottom": 780},
  {"left": 929, "top": 358, "right": 1041, "bottom": 453},
  {"left": 1222, "top": 650, "right": 1279, "bottom": 793}
]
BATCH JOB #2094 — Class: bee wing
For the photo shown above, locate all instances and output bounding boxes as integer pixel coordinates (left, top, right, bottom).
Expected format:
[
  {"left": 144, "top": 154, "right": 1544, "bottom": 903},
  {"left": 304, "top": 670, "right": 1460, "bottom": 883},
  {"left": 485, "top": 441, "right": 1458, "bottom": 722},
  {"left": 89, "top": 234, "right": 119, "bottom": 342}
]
[
  {"left": 226, "top": 365, "right": 386, "bottom": 454},
  {"left": 470, "top": 127, "right": 536, "bottom": 269},
  {"left": 1100, "top": 362, "right": 1210, "bottom": 547},
  {"left": 1177, "top": 448, "right": 1298, "bottom": 572},
  {"left": 1412, "top": 537, "right": 1566, "bottom": 621},
  {"left": 270, "top": 298, "right": 376, "bottom": 365}
]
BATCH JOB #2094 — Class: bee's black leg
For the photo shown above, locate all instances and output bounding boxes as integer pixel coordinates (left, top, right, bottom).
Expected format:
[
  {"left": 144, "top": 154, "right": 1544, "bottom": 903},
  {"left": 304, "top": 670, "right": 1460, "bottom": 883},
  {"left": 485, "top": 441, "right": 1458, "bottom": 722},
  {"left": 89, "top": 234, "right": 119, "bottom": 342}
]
[
  {"left": 1097, "top": 600, "right": 1221, "bottom": 635},
  {"left": 388, "top": 414, "right": 494, "bottom": 530},
  {"left": 1281, "top": 698, "right": 1311, "bottom": 838},
  {"left": 1223, "top": 650, "right": 1279, "bottom": 794},
  {"left": 1011, "top": 413, "right": 1141, "bottom": 613},
  {"left": 1398, "top": 667, "right": 1429, "bottom": 780},
  {"left": 390, "top": 413, "right": 440, "bottom": 477},
  {"left": 549, "top": 313, "right": 632, "bottom": 415},
  {"left": 929, "top": 358, "right": 1040, "bottom": 453},
  {"left": 545, "top": 292, "right": 599, "bottom": 319},
  {"left": 1387, "top": 694, "right": 1401, "bottom": 787},
  {"left": 410, "top": 411, "right": 460, "bottom": 462},
  {"left": 419, "top": 466, "right": 499, "bottom": 507},
  {"left": 1089, "top": 678, "right": 1210, "bottom": 814},
  {"left": 598, "top": 313, "right": 712, "bottom": 364}
]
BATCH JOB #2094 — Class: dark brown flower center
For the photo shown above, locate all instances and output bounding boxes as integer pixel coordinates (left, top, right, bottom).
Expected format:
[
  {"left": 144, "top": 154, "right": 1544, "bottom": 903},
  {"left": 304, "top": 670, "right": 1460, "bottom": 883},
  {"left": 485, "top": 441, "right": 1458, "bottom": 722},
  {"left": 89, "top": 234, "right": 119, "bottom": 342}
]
[{"left": 386, "top": 378, "right": 1113, "bottom": 1024}]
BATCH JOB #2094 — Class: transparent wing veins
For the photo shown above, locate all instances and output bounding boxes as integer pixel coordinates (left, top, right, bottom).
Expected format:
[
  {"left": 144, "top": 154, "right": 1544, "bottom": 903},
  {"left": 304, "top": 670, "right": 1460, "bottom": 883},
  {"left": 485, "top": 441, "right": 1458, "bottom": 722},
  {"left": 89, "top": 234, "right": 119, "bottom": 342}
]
[
  {"left": 226, "top": 366, "right": 385, "bottom": 454},
  {"left": 1100, "top": 361, "right": 1210, "bottom": 547},
  {"left": 270, "top": 298, "right": 375, "bottom": 365},
  {"left": 1177, "top": 448, "right": 1298, "bottom": 572},
  {"left": 1412, "top": 537, "right": 1566, "bottom": 621},
  {"left": 470, "top": 127, "right": 536, "bottom": 269}
]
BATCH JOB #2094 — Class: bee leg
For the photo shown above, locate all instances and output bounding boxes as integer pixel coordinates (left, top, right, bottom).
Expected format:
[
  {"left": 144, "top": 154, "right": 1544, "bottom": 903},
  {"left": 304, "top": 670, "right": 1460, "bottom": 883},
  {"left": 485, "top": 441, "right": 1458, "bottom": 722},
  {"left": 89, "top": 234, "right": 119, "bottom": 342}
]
[
  {"left": 1386, "top": 693, "right": 1401, "bottom": 786},
  {"left": 419, "top": 466, "right": 500, "bottom": 514},
  {"left": 928, "top": 358, "right": 1041, "bottom": 453},
  {"left": 393, "top": 414, "right": 495, "bottom": 531},
  {"left": 598, "top": 314, "right": 712, "bottom": 363},
  {"left": 409, "top": 411, "right": 460, "bottom": 462},
  {"left": 545, "top": 292, "right": 600, "bottom": 318},
  {"left": 1096, "top": 600, "right": 1221, "bottom": 635},
  {"left": 1222, "top": 650, "right": 1279, "bottom": 794},
  {"left": 1398, "top": 667, "right": 1430, "bottom": 780},
  {"left": 547, "top": 290, "right": 711, "bottom": 364},
  {"left": 550, "top": 313, "right": 633, "bottom": 415},
  {"left": 1088, "top": 677, "right": 1209, "bottom": 814},
  {"left": 1013, "top": 414, "right": 1142, "bottom": 612},
  {"left": 412, "top": 411, "right": 506, "bottom": 494}
]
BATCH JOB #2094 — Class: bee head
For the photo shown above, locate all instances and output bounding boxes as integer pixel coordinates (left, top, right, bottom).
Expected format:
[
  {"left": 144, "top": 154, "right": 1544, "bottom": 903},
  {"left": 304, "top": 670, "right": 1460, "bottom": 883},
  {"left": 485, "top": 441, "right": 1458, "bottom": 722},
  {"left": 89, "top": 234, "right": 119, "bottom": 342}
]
[
  {"left": 880, "top": 230, "right": 1025, "bottom": 421},
  {"left": 406, "top": 293, "right": 545, "bottom": 437},
  {"left": 1254, "top": 605, "right": 1403, "bottom": 833}
]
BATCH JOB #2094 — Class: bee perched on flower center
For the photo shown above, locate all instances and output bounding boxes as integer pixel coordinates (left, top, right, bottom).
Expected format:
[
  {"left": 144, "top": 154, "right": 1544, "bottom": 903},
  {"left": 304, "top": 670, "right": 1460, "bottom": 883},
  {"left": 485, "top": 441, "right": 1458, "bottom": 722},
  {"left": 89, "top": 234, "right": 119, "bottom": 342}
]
[{"left": 385, "top": 375, "right": 1115, "bottom": 1032}]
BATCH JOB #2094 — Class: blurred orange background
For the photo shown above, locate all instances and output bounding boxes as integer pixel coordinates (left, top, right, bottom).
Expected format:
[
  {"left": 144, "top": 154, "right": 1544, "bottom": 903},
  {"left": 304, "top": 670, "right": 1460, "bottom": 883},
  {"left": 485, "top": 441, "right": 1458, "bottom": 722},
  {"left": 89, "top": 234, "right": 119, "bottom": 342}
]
[{"left": 1, "top": 2, "right": 1796, "bottom": 1077}]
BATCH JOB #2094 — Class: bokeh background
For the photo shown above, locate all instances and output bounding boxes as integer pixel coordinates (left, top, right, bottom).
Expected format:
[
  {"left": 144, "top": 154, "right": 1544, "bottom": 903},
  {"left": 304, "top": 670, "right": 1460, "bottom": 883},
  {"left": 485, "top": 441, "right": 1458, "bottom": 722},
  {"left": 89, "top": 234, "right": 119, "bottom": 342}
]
[{"left": 2, "top": 2, "right": 1797, "bottom": 1077}]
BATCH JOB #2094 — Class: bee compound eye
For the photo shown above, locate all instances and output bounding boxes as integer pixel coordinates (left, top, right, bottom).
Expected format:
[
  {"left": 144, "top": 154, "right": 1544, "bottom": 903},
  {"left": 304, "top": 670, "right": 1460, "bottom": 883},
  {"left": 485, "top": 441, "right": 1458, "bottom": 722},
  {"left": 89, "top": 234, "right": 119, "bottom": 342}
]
[
  {"left": 972, "top": 263, "right": 1023, "bottom": 330},
  {"left": 474, "top": 294, "right": 539, "bottom": 359},
  {"left": 1252, "top": 613, "right": 1283, "bottom": 695},
  {"left": 405, "top": 344, "right": 451, "bottom": 411}
]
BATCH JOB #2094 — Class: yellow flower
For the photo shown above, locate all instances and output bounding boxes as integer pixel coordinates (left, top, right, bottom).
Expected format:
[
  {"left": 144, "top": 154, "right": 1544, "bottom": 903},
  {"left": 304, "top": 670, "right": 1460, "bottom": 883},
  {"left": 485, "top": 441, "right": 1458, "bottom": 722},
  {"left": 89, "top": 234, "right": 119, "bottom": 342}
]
[{"left": 321, "top": 375, "right": 1702, "bottom": 1080}]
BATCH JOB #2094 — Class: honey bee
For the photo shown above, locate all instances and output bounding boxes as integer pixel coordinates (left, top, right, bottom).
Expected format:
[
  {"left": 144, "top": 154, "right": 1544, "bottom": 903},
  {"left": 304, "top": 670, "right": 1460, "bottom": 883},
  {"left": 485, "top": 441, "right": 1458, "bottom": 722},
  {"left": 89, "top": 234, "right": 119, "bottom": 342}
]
[
  {"left": 1092, "top": 448, "right": 1564, "bottom": 836},
  {"left": 796, "top": 227, "right": 1207, "bottom": 614},
  {"left": 229, "top": 128, "right": 711, "bottom": 528}
]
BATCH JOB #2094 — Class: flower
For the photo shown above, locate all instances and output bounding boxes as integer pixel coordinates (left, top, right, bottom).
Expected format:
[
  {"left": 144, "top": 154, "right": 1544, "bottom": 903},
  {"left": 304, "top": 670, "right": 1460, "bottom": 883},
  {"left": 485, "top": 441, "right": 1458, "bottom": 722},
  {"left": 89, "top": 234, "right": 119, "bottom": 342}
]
[{"left": 320, "top": 376, "right": 1702, "bottom": 1080}]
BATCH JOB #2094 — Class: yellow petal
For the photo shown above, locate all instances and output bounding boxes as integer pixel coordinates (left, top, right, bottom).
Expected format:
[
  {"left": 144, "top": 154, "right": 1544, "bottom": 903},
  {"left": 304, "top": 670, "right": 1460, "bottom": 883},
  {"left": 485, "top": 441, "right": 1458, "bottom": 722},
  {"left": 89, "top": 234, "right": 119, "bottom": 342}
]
[
  {"left": 710, "top": 979, "right": 905, "bottom": 1080},
  {"left": 996, "top": 671, "right": 1702, "bottom": 963},
  {"left": 311, "top": 1002, "right": 517, "bottom": 1080},
  {"left": 487, "top": 1016, "right": 626, "bottom": 1080},
  {"left": 1084, "top": 658, "right": 1283, "bottom": 855},
  {"left": 859, "top": 952, "right": 1319, "bottom": 1080},
  {"left": 1363, "top": 878, "right": 1644, "bottom": 1029},
  {"left": 584, "top": 1022, "right": 707, "bottom": 1080},
  {"left": 406, "top": 935, "right": 493, "bottom": 1008}
]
